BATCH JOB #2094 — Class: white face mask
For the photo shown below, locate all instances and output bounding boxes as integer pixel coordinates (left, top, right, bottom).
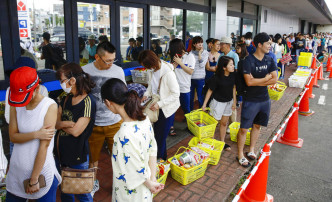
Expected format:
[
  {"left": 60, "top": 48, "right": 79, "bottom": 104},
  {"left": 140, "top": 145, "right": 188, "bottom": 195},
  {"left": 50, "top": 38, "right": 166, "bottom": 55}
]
[
  {"left": 245, "top": 40, "right": 251, "bottom": 45},
  {"left": 60, "top": 79, "right": 72, "bottom": 94}
]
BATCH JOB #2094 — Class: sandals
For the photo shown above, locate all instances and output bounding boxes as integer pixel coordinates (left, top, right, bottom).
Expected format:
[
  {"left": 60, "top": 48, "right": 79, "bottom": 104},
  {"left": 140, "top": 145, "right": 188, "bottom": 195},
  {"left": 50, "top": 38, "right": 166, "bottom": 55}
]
[
  {"left": 224, "top": 143, "right": 231, "bottom": 151},
  {"left": 246, "top": 152, "right": 257, "bottom": 160},
  {"left": 236, "top": 157, "right": 251, "bottom": 168},
  {"left": 169, "top": 127, "right": 176, "bottom": 136}
]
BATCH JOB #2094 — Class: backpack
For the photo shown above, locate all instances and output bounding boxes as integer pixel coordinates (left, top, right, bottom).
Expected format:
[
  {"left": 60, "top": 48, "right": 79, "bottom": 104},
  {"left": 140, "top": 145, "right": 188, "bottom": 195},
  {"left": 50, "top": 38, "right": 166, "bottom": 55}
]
[
  {"left": 236, "top": 55, "right": 273, "bottom": 96},
  {"left": 47, "top": 44, "right": 67, "bottom": 70}
]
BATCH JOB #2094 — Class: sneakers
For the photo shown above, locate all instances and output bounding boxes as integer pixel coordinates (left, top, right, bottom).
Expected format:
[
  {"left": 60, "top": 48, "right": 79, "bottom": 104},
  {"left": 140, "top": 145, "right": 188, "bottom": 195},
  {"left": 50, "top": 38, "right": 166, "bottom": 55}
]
[
  {"left": 91, "top": 179, "right": 100, "bottom": 198},
  {"left": 226, "top": 128, "right": 230, "bottom": 134}
]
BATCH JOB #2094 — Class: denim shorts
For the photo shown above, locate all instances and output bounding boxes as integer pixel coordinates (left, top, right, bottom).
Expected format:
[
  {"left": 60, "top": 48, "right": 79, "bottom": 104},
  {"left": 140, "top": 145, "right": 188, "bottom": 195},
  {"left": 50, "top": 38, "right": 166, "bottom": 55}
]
[{"left": 240, "top": 100, "right": 271, "bottom": 129}]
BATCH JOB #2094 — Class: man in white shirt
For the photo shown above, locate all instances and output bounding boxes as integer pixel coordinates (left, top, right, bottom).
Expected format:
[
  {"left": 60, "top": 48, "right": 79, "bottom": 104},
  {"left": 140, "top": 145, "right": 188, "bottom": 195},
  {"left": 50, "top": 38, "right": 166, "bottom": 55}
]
[
  {"left": 24, "top": 37, "right": 34, "bottom": 54},
  {"left": 82, "top": 41, "right": 126, "bottom": 197}
]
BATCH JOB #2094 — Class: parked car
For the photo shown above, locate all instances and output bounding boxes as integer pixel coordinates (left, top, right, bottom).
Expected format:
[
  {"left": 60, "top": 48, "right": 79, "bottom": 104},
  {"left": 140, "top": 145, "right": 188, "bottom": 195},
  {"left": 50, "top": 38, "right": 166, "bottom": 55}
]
[
  {"left": 50, "top": 34, "right": 66, "bottom": 51},
  {"left": 160, "top": 35, "right": 170, "bottom": 44}
]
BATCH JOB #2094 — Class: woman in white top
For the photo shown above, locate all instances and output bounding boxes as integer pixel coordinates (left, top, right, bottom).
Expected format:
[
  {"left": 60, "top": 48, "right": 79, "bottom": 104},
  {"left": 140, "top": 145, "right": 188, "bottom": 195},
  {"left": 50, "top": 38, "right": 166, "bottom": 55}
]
[
  {"left": 6, "top": 66, "right": 60, "bottom": 201},
  {"left": 140, "top": 50, "right": 180, "bottom": 160},
  {"left": 101, "top": 78, "right": 163, "bottom": 201}
]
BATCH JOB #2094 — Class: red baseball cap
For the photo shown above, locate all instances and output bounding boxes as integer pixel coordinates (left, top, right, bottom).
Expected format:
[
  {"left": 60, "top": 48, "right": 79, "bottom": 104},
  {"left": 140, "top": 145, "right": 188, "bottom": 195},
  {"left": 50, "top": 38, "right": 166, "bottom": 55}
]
[{"left": 9, "top": 66, "right": 39, "bottom": 107}]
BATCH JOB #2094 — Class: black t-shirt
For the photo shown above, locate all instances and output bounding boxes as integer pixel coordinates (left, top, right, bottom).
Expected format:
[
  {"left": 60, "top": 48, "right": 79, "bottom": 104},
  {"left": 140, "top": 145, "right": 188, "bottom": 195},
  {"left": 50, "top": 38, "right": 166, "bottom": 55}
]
[
  {"left": 132, "top": 46, "right": 144, "bottom": 60},
  {"left": 242, "top": 54, "right": 277, "bottom": 102},
  {"left": 54, "top": 94, "right": 96, "bottom": 166},
  {"left": 208, "top": 72, "right": 236, "bottom": 102}
]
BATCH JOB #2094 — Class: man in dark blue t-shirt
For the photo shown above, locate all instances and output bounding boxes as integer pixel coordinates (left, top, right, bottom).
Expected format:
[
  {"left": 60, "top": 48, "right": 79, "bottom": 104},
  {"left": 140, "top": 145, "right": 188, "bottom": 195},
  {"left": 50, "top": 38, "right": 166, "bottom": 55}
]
[{"left": 237, "top": 32, "right": 277, "bottom": 167}]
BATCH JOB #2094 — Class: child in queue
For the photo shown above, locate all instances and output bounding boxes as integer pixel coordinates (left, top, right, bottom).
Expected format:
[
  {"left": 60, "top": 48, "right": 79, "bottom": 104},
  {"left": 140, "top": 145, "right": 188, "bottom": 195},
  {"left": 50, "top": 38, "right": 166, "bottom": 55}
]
[{"left": 202, "top": 56, "right": 236, "bottom": 151}]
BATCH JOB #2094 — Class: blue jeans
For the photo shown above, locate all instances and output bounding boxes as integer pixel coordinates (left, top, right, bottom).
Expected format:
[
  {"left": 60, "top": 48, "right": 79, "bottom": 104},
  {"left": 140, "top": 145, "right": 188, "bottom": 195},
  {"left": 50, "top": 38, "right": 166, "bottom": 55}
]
[
  {"left": 190, "top": 79, "right": 205, "bottom": 111},
  {"left": 180, "top": 92, "right": 191, "bottom": 114},
  {"left": 55, "top": 156, "right": 93, "bottom": 202},
  {"left": 154, "top": 110, "right": 175, "bottom": 160},
  {"left": 6, "top": 176, "right": 58, "bottom": 202}
]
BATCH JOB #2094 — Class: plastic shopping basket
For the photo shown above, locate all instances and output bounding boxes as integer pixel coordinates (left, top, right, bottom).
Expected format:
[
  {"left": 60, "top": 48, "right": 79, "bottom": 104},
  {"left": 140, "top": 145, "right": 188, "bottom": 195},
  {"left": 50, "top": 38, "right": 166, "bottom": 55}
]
[
  {"left": 229, "top": 122, "right": 251, "bottom": 146},
  {"left": 185, "top": 108, "right": 218, "bottom": 139},
  {"left": 188, "top": 137, "right": 225, "bottom": 165},
  {"left": 268, "top": 81, "right": 287, "bottom": 101},
  {"left": 167, "top": 147, "right": 210, "bottom": 185},
  {"left": 153, "top": 166, "right": 170, "bottom": 197}
]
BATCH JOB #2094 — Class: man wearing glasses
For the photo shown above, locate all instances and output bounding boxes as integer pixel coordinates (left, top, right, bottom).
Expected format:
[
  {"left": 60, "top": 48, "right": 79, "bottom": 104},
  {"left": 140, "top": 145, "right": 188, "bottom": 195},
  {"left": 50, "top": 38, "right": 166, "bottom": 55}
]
[{"left": 82, "top": 41, "right": 125, "bottom": 197}]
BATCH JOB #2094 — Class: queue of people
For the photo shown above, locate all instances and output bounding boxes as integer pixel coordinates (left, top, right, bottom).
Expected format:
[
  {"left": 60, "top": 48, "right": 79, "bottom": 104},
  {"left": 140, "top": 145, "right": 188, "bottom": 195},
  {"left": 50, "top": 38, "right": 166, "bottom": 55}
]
[{"left": 4, "top": 30, "right": 330, "bottom": 201}]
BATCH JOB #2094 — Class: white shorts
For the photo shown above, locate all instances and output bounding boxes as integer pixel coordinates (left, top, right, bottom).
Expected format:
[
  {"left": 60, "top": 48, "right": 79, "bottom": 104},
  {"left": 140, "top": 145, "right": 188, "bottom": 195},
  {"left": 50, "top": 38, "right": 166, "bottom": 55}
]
[{"left": 209, "top": 99, "right": 233, "bottom": 120}]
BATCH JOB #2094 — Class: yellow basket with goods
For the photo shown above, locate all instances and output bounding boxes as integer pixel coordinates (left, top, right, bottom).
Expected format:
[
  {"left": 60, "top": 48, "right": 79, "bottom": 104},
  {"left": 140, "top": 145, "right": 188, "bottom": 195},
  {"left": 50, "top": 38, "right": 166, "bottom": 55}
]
[
  {"left": 188, "top": 137, "right": 225, "bottom": 165},
  {"left": 167, "top": 146, "right": 210, "bottom": 185},
  {"left": 154, "top": 160, "right": 171, "bottom": 197},
  {"left": 277, "top": 67, "right": 281, "bottom": 79},
  {"left": 300, "top": 52, "right": 313, "bottom": 58},
  {"left": 185, "top": 108, "right": 218, "bottom": 139},
  {"left": 297, "top": 56, "right": 311, "bottom": 67},
  {"left": 229, "top": 122, "right": 251, "bottom": 146},
  {"left": 268, "top": 81, "right": 287, "bottom": 101}
]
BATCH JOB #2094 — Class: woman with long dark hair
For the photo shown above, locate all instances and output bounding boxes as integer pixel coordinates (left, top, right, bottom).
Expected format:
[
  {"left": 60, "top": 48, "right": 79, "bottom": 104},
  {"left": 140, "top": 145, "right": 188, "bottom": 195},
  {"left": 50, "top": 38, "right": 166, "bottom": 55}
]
[
  {"left": 202, "top": 56, "right": 236, "bottom": 151},
  {"left": 101, "top": 78, "right": 163, "bottom": 201},
  {"left": 139, "top": 50, "right": 180, "bottom": 160},
  {"left": 55, "top": 63, "right": 96, "bottom": 201}
]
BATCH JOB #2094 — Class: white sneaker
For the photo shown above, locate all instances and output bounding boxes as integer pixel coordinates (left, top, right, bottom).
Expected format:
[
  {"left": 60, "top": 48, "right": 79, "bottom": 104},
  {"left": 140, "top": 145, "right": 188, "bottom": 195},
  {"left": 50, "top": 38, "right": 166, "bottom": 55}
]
[
  {"left": 226, "top": 128, "right": 230, "bottom": 134},
  {"left": 91, "top": 179, "right": 100, "bottom": 198}
]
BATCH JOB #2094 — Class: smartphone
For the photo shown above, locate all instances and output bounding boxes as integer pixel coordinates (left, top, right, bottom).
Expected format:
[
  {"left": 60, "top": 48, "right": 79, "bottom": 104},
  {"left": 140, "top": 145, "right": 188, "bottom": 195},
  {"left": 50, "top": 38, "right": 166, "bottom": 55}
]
[{"left": 23, "top": 175, "right": 46, "bottom": 190}]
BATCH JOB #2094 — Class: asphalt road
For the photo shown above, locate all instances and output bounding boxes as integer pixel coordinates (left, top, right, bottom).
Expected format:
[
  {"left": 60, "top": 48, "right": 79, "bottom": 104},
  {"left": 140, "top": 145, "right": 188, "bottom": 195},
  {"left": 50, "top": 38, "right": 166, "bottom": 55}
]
[{"left": 267, "top": 71, "right": 332, "bottom": 202}]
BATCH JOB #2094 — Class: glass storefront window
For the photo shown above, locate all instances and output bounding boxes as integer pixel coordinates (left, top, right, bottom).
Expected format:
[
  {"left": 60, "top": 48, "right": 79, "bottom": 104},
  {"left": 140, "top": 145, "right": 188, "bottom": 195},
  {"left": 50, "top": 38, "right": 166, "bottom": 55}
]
[
  {"left": 187, "top": 0, "right": 209, "bottom": 6},
  {"left": 242, "top": 18, "right": 256, "bottom": 36},
  {"left": 77, "top": 3, "right": 110, "bottom": 66},
  {"left": 150, "top": 6, "right": 182, "bottom": 59},
  {"left": 227, "top": 16, "right": 241, "bottom": 38},
  {"left": 120, "top": 7, "right": 143, "bottom": 62},
  {"left": 186, "top": 11, "right": 208, "bottom": 50},
  {"left": 227, "top": 0, "right": 242, "bottom": 13},
  {"left": 243, "top": 2, "right": 257, "bottom": 15},
  {"left": 17, "top": 0, "right": 65, "bottom": 70}
]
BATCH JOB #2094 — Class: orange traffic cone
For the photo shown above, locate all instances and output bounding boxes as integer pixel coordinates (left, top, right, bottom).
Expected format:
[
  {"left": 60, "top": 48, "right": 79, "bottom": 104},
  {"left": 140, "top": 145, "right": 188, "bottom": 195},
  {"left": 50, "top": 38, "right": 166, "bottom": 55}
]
[
  {"left": 238, "top": 144, "right": 273, "bottom": 202},
  {"left": 308, "top": 74, "right": 315, "bottom": 99},
  {"left": 317, "top": 65, "right": 324, "bottom": 80},
  {"left": 311, "top": 56, "right": 317, "bottom": 69},
  {"left": 299, "top": 85, "right": 315, "bottom": 116},
  {"left": 277, "top": 103, "right": 303, "bottom": 148},
  {"left": 329, "top": 67, "right": 332, "bottom": 78},
  {"left": 326, "top": 55, "right": 332, "bottom": 72},
  {"left": 313, "top": 69, "right": 320, "bottom": 88}
]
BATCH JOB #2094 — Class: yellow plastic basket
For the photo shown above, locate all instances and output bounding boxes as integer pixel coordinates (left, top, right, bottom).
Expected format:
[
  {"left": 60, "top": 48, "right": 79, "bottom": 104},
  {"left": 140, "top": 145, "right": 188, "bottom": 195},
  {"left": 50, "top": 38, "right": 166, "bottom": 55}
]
[
  {"left": 185, "top": 108, "right": 218, "bottom": 139},
  {"left": 188, "top": 137, "right": 225, "bottom": 165},
  {"left": 229, "top": 122, "right": 251, "bottom": 145},
  {"left": 153, "top": 166, "right": 170, "bottom": 197},
  {"left": 268, "top": 81, "right": 287, "bottom": 101},
  {"left": 167, "top": 146, "right": 210, "bottom": 185}
]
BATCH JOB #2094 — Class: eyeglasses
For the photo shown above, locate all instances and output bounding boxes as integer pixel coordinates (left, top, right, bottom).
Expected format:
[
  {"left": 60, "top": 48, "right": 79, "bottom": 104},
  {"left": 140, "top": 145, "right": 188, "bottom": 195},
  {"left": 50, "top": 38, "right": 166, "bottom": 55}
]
[
  {"left": 98, "top": 54, "right": 117, "bottom": 65},
  {"left": 59, "top": 78, "right": 70, "bottom": 84}
]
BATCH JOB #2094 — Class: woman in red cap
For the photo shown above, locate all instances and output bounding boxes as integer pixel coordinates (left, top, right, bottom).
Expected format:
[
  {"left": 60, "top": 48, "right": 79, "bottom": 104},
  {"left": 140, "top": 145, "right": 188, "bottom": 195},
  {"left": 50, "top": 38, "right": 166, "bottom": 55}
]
[{"left": 6, "top": 66, "right": 60, "bottom": 201}]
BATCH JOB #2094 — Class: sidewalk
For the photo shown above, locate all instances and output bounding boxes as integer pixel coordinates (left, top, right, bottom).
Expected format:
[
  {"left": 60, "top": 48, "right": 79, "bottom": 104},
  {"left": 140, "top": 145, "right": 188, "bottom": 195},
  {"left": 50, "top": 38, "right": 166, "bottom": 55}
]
[{"left": 90, "top": 63, "right": 303, "bottom": 201}]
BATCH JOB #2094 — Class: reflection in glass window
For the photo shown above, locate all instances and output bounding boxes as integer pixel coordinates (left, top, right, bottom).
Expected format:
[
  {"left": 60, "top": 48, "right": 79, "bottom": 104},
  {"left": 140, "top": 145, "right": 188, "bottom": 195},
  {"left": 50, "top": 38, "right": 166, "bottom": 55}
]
[
  {"left": 227, "top": 16, "right": 241, "bottom": 38},
  {"left": 17, "top": 0, "right": 65, "bottom": 70},
  {"left": 77, "top": 3, "right": 110, "bottom": 66},
  {"left": 187, "top": 0, "right": 209, "bottom": 6},
  {"left": 243, "top": 18, "right": 256, "bottom": 36},
  {"left": 186, "top": 11, "right": 208, "bottom": 51},
  {"left": 227, "top": 0, "right": 242, "bottom": 13},
  {"left": 150, "top": 6, "right": 182, "bottom": 60},
  {"left": 120, "top": 7, "right": 143, "bottom": 62},
  {"left": 0, "top": 36, "right": 3, "bottom": 80}
]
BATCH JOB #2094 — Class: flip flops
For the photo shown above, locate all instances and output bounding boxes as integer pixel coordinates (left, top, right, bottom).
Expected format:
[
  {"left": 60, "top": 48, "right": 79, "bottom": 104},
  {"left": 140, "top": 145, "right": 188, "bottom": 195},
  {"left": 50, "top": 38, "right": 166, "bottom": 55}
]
[
  {"left": 224, "top": 143, "right": 231, "bottom": 151},
  {"left": 246, "top": 152, "right": 257, "bottom": 161},
  {"left": 236, "top": 156, "right": 251, "bottom": 168}
]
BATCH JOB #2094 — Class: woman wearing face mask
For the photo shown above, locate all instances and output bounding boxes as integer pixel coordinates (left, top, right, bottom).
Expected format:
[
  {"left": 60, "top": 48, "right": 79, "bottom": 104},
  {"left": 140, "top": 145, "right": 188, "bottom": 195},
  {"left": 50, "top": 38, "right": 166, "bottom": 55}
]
[
  {"left": 55, "top": 63, "right": 96, "bottom": 201},
  {"left": 6, "top": 66, "right": 60, "bottom": 201},
  {"left": 190, "top": 36, "right": 209, "bottom": 111}
]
